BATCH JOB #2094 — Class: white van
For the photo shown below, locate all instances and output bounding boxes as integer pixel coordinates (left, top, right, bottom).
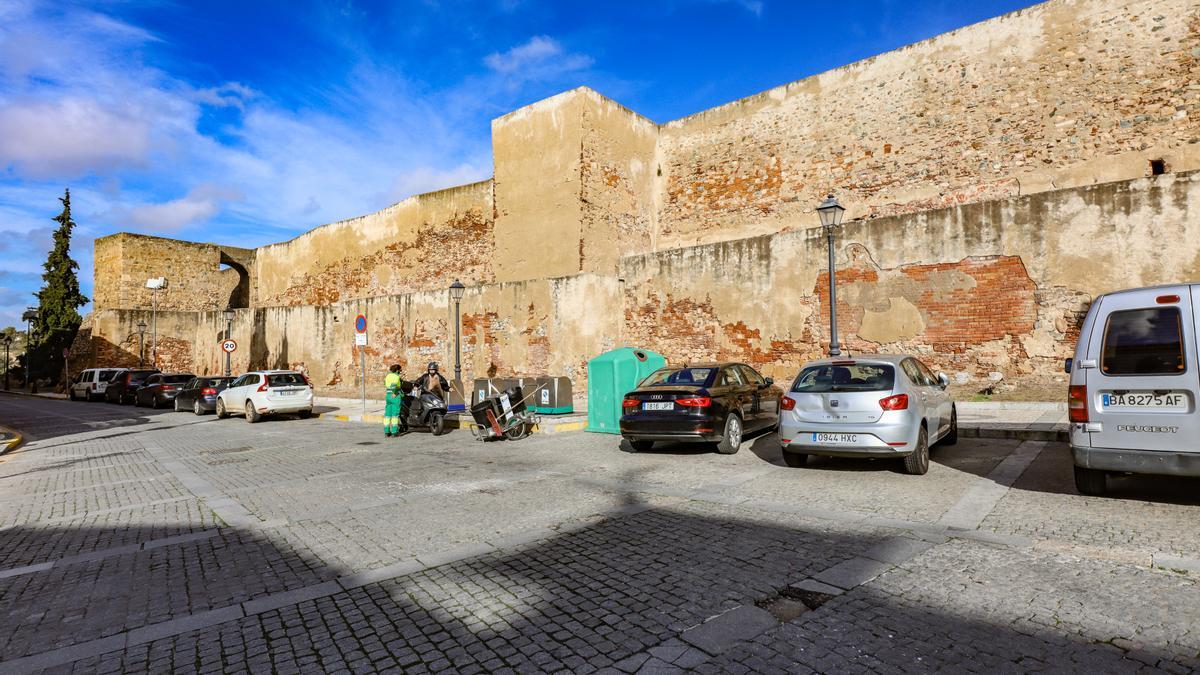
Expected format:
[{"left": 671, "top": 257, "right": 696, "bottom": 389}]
[
  {"left": 69, "top": 368, "right": 123, "bottom": 402},
  {"left": 1067, "top": 284, "right": 1200, "bottom": 495}
]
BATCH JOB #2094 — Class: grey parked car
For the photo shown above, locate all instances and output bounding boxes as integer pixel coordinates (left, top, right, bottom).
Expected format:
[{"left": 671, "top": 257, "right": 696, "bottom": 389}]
[{"left": 778, "top": 355, "right": 958, "bottom": 475}]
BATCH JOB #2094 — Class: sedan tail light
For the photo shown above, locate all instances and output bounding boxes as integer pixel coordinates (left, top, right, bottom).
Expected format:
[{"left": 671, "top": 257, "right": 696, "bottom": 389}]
[
  {"left": 879, "top": 394, "right": 909, "bottom": 411},
  {"left": 780, "top": 396, "right": 796, "bottom": 411},
  {"left": 676, "top": 396, "right": 712, "bottom": 407},
  {"left": 202, "top": 387, "right": 217, "bottom": 395},
  {"left": 622, "top": 398, "right": 640, "bottom": 410},
  {"left": 1068, "top": 385, "right": 1088, "bottom": 423}
]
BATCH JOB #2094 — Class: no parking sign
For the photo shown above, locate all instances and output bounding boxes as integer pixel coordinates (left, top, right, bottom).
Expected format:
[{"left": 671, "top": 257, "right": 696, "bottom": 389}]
[{"left": 354, "top": 314, "right": 368, "bottom": 346}]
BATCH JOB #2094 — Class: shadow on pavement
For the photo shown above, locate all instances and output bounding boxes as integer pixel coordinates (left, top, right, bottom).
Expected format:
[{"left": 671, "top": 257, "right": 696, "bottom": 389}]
[{"left": 1, "top": 497, "right": 1190, "bottom": 672}]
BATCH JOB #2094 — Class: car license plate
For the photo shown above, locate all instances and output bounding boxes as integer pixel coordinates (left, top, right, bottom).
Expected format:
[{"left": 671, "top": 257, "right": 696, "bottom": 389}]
[
  {"left": 277, "top": 390, "right": 296, "bottom": 397},
  {"left": 1101, "top": 392, "right": 1188, "bottom": 410},
  {"left": 812, "top": 432, "right": 858, "bottom": 444},
  {"left": 643, "top": 402, "right": 673, "bottom": 411}
]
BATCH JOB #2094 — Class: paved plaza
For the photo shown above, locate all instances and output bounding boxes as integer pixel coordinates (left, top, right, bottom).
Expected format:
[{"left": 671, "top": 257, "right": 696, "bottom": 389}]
[{"left": 0, "top": 394, "right": 1198, "bottom": 673}]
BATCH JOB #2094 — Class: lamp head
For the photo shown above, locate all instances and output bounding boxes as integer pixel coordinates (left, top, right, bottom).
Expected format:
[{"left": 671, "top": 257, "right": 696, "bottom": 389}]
[
  {"left": 449, "top": 279, "right": 465, "bottom": 301},
  {"left": 816, "top": 194, "right": 846, "bottom": 228}
]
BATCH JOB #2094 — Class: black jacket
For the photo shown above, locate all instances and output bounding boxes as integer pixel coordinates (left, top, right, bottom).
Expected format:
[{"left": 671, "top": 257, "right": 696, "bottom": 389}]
[{"left": 414, "top": 372, "right": 449, "bottom": 393}]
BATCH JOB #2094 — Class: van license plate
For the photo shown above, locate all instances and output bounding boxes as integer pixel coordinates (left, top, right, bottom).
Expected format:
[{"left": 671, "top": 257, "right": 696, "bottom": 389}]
[
  {"left": 1101, "top": 392, "right": 1188, "bottom": 410},
  {"left": 643, "top": 402, "right": 673, "bottom": 411},
  {"left": 812, "top": 432, "right": 858, "bottom": 444}
]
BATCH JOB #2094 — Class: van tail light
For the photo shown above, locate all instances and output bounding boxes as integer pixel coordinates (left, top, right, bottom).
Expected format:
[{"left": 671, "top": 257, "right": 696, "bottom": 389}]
[
  {"left": 622, "top": 398, "right": 640, "bottom": 410},
  {"left": 91, "top": 383, "right": 97, "bottom": 390},
  {"left": 258, "top": 381, "right": 269, "bottom": 393},
  {"left": 780, "top": 396, "right": 796, "bottom": 411},
  {"left": 676, "top": 396, "right": 712, "bottom": 407},
  {"left": 1068, "top": 385, "right": 1088, "bottom": 423},
  {"left": 125, "top": 374, "right": 132, "bottom": 384},
  {"left": 879, "top": 394, "right": 909, "bottom": 411},
  {"left": 202, "top": 387, "right": 217, "bottom": 395}
]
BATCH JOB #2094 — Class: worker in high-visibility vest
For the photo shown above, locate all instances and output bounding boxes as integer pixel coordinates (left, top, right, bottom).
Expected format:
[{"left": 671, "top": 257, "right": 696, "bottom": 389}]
[{"left": 383, "top": 364, "right": 407, "bottom": 436}]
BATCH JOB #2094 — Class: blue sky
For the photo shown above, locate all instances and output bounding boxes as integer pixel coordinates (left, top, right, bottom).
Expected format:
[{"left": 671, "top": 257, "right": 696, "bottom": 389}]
[{"left": 0, "top": 0, "right": 1036, "bottom": 328}]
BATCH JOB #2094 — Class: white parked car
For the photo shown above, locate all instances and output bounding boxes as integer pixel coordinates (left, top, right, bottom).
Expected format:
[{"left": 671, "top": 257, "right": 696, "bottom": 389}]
[
  {"left": 215, "top": 370, "right": 313, "bottom": 423},
  {"left": 1067, "top": 283, "right": 1200, "bottom": 495},
  {"left": 69, "top": 368, "right": 122, "bottom": 402},
  {"left": 778, "top": 355, "right": 957, "bottom": 475}
]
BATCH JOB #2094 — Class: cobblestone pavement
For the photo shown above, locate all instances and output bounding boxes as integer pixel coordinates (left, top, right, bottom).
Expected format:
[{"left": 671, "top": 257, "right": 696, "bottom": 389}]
[{"left": 1, "top": 394, "right": 1198, "bottom": 673}]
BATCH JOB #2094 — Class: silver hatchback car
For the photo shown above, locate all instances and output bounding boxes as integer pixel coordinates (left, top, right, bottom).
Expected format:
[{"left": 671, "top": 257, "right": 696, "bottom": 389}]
[{"left": 778, "top": 355, "right": 957, "bottom": 475}]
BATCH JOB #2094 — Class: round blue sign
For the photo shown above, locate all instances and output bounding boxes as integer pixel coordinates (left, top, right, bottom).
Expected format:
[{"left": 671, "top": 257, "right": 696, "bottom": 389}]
[{"left": 354, "top": 315, "right": 367, "bottom": 333}]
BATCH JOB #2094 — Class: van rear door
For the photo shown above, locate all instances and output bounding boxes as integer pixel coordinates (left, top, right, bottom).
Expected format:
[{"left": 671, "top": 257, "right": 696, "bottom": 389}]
[{"left": 1085, "top": 286, "right": 1199, "bottom": 452}]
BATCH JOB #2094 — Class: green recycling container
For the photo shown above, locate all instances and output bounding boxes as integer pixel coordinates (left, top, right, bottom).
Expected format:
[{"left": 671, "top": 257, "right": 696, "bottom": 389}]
[{"left": 586, "top": 348, "right": 667, "bottom": 434}]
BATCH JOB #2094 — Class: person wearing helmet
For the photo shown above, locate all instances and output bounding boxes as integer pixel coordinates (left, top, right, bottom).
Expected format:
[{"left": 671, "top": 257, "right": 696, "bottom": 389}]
[{"left": 413, "top": 362, "right": 449, "bottom": 397}]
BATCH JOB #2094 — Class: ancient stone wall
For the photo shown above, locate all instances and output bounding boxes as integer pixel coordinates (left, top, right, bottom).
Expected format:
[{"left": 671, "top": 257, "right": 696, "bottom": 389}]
[
  {"left": 654, "top": 0, "right": 1199, "bottom": 250},
  {"left": 87, "top": 0, "right": 1200, "bottom": 398},
  {"left": 92, "top": 233, "right": 255, "bottom": 313},
  {"left": 623, "top": 171, "right": 1200, "bottom": 390},
  {"left": 253, "top": 180, "right": 494, "bottom": 306}
]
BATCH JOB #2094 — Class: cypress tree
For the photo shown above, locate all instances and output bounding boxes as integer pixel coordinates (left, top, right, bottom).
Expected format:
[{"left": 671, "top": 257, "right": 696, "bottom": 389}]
[{"left": 32, "top": 188, "right": 88, "bottom": 384}]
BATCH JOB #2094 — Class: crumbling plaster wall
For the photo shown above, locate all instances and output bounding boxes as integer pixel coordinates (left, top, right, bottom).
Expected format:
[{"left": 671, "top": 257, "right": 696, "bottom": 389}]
[
  {"left": 654, "top": 0, "right": 1199, "bottom": 250},
  {"left": 93, "top": 234, "right": 255, "bottom": 313},
  {"left": 623, "top": 171, "right": 1200, "bottom": 386},
  {"left": 253, "top": 180, "right": 494, "bottom": 306}
]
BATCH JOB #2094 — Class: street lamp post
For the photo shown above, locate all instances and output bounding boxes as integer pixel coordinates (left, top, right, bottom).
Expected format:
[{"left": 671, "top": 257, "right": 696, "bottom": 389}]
[
  {"left": 137, "top": 320, "right": 147, "bottom": 367},
  {"left": 21, "top": 308, "right": 37, "bottom": 393},
  {"left": 816, "top": 195, "right": 847, "bottom": 357},
  {"left": 146, "top": 277, "right": 166, "bottom": 367},
  {"left": 3, "top": 334, "right": 11, "bottom": 391},
  {"left": 222, "top": 308, "right": 235, "bottom": 377},
  {"left": 449, "top": 280, "right": 466, "bottom": 383}
]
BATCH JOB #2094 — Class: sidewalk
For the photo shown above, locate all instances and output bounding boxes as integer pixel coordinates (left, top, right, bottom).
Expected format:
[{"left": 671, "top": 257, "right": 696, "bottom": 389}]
[
  {"left": 956, "top": 401, "right": 1068, "bottom": 442},
  {"left": 313, "top": 396, "right": 589, "bottom": 434},
  {"left": 2, "top": 389, "right": 1067, "bottom": 442}
]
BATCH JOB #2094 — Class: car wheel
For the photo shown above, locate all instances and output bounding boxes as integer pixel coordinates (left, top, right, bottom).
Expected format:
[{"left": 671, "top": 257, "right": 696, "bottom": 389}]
[
  {"left": 297, "top": 409, "right": 312, "bottom": 419},
  {"left": 245, "top": 401, "right": 261, "bottom": 423},
  {"left": 174, "top": 398, "right": 181, "bottom": 412},
  {"left": 151, "top": 396, "right": 159, "bottom": 409},
  {"left": 903, "top": 427, "right": 930, "bottom": 475},
  {"left": 216, "top": 399, "right": 229, "bottom": 419},
  {"left": 1073, "top": 465, "right": 1107, "bottom": 496},
  {"left": 941, "top": 406, "right": 958, "bottom": 446},
  {"left": 715, "top": 414, "right": 742, "bottom": 455},
  {"left": 194, "top": 400, "right": 205, "bottom": 416},
  {"left": 783, "top": 451, "right": 808, "bottom": 468},
  {"left": 630, "top": 440, "right": 654, "bottom": 452}
]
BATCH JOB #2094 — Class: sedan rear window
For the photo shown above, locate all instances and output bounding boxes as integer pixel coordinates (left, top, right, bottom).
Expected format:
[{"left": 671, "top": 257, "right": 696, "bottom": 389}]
[
  {"left": 163, "top": 374, "right": 194, "bottom": 384},
  {"left": 1101, "top": 307, "right": 1185, "bottom": 376},
  {"left": 641, "top": 368, "right": 715, "bottom": 387},
  {"left": 267, "top": 373, "right": 307, "bottom": 387},
  {"left": 792, "top": 364, "right": 895, "bottom": 393}
]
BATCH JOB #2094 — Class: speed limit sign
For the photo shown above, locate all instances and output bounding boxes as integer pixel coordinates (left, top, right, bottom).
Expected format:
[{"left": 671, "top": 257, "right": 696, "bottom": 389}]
[{"left": 220, "top": 339, "right": 237, "bottom": 354}]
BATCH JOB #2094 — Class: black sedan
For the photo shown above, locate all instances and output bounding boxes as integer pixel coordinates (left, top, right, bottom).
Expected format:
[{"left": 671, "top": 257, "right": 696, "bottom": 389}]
[
  {"left": 134, "top": 373, "right": 196, "bottom": 408},
  {"left": 173, "top": 376, "right": 236, "bottom": 415},
  {"left": 105, "top": 369, "right": 161, "bottom": 404},
  {"left": 619, "top": 362, "right": 783, "bottom": 454}
]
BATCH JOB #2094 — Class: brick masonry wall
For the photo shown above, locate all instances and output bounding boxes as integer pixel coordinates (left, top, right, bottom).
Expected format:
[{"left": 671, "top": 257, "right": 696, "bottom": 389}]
[
  {"left": 622, "top": 172, "right": 1200, "bottom": 389},
  {"left": 254, "top": 181, "right": 495, "bottom": 306},
  {"left": 654, "top": 0, "right": 1199, "bottom": 250}
]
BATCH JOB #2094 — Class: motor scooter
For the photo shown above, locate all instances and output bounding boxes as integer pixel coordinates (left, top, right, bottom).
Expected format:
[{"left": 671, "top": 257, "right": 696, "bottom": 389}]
[{"left": 403, "top": 385, "right": 449, "bottom": 435}]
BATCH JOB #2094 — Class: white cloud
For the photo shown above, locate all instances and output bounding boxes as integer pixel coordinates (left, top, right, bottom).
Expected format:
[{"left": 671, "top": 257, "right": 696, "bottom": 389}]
[
  {"left": 0, "top": 97, "right": 153, "bottom": 178},
  {"left": 484, "top": 36, "right": 593, "bottom": 81},
  {"left": 118, "top": 184, "right": 244, "bottom": 232}
]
